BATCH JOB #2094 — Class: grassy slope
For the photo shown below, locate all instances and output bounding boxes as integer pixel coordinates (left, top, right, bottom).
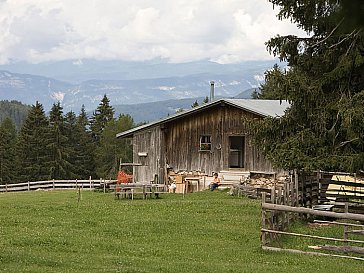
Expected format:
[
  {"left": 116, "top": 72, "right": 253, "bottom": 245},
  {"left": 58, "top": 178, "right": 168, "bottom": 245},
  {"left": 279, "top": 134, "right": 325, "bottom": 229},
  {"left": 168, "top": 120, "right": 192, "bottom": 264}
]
[{"left": 0, "top": 191, "right": 362, "bottom": 273}]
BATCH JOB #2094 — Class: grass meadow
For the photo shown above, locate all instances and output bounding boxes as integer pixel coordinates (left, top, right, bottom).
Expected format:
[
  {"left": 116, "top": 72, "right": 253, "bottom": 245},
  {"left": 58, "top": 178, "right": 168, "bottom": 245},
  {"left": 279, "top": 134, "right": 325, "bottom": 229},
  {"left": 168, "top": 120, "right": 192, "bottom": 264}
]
[{"left": 0, "top": 190, "right": 362, "bottom": 273}]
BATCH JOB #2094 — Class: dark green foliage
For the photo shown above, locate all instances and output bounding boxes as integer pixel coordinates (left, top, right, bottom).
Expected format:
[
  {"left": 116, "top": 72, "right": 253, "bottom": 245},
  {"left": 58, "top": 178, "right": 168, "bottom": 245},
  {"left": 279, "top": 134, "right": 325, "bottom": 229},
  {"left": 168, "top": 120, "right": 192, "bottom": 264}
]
[
  {"left": 191, "top": 100, "right": 199, "bottom": 108},
  {"left": 254, "top": 0, "right": 364, "bottom": 172},
  {"left": 90, "top": 94, "right": 114, "bottom": 143},
  {"left": 0, "top": 118, "right": 17, "bottom": 184},
  {"left": 255, "top": 64, "right": 287, "bottom": 99},
  {"left": 0, "top": 100, "right": 30, "bottom": 130},
  {"left": 64, "top": 110, "right": 96, "bottom": 179},
  {"left": 47, "top": 102, "right": 71, "bottom": 179},
  {"left": 16, "top": 102, "right": 50, "bottom": 182},
  {"left": 95, "top": 114, "right": 134, "bottom": 179},
  {"left": 1, "top": 95, "right": 135, "bottom": 182},
  {"left": 203, "top": 96, "right": 209, "bottom": 104}
]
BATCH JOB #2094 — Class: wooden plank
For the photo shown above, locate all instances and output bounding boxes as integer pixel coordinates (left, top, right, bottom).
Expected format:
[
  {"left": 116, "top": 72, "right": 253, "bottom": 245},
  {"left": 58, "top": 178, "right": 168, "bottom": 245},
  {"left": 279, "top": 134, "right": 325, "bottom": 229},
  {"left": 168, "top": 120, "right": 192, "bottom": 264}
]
[
  {"left": 313, "top": 220, "right": 364, "bottom": 228},
  {"left": 262, "top": 246, "right": 364, "bottom": 261},
  {"left": 261, "top": 228, "right": 364, "bottom": 244},
  {"left": 309, "top": 245, "right": 364, "bottom": 255},
  {"left": 347, "top": 230, "right": 364, "bottom": 235},
  {"left": 262, "top": 202, "right": 364, "bottom": 222}
]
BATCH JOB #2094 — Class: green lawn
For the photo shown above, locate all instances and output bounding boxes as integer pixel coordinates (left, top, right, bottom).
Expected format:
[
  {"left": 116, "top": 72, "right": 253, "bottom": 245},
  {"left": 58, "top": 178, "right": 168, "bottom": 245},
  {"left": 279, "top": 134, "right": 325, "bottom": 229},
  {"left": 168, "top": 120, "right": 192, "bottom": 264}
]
[{"left": 0, "top": 190, "right": 362, "bottom": 273}]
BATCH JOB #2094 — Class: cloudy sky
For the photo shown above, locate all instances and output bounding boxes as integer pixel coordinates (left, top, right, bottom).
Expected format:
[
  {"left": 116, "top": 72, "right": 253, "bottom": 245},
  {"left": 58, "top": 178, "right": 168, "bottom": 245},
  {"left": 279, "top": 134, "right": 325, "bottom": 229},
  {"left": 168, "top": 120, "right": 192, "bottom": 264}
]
[{"left": 0, "top": 0, "right": 305, "bottom": 65}]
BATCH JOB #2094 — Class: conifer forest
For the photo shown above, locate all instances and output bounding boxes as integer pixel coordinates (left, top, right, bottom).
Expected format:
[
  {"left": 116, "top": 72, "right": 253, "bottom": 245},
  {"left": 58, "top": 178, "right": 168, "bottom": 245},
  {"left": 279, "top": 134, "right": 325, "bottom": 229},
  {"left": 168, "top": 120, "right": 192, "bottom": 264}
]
[{"left": 0, "top": 95, "right": 134, "bottom": 184}]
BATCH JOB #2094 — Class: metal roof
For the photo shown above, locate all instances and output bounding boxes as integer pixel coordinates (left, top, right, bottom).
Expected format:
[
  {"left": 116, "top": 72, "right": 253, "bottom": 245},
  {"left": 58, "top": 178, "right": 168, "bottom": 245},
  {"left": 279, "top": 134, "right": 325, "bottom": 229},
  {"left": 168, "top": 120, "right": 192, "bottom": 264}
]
[{"left": 116, "top": 98, "right": 289, "bottom": 138}]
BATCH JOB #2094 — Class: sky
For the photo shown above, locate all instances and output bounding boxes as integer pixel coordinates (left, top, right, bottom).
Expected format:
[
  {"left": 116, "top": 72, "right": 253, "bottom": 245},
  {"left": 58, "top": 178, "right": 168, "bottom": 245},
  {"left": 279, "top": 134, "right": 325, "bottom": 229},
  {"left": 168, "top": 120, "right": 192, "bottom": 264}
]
[{"left": 0, "top": 0, "right": 306, "bottom": 65}]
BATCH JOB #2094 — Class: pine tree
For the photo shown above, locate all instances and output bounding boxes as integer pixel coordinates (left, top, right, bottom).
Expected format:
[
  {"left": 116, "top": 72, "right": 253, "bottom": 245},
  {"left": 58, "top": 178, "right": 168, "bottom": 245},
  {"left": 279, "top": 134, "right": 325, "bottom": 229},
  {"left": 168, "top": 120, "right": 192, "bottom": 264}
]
[
  {"left": 253, "top": 0, "right": 364, "bottom": 172},
  {"left": 63, "top": 111, "right": 78, "bottom": 179},
  {"left": 77, "top": 105, "right": 89, "bottom": 129},
  {"left": 95, "top": 114, "right": 134, "bottom": 179},
  {"left": 47, "top": 102, "right": 71, "bottom": 179},
  {"left": 203, "top": 96, "right": 209, "bottom": 104},
  {"left": 256, "top": 64, "right": 286, "bottom": 99},
  {"left": 90, "top": 95, "right": 114, "bottom": 144},
  {"left": 191, "top": 100, "right": 199, "bottom": 108},
  {"left": 64, "top": 109, "right": 96, "bottom": 179},
  {"left": 17, "top": 102, "right": 50, "bottom": 182},
  {"left": 0, "top": 118, "right": 17, "bottom": 184}
]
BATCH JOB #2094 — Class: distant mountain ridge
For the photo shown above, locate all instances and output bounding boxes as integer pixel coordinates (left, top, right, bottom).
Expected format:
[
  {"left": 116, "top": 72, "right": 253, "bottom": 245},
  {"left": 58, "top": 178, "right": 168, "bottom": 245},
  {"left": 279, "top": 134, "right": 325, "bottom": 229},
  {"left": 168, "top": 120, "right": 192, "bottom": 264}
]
[
  {"left": 0, "top": 59, "right": 274, "bottom": 114},
  {"left": 0, "top": 59, "right": 276, "bottom": 83}
]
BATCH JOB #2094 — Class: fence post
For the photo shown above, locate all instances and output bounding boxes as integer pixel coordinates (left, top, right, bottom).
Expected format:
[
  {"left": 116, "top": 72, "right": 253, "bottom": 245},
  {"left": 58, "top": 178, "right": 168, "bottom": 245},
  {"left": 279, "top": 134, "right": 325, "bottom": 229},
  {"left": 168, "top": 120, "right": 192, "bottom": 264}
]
[
  {"left": 261, "top": 192, "right": 267, "bottom": 246},
  {"left": 28, "top": 181, "right": 30, "bottom": 191},
  {"left": 344, "top": 202, "right": 349, "bottom": 245},
  {"left": 103, "top": 179, "right": 106, "bottom": 193},
  {"left": 289, "top": 176, "right": 294, "bottom": 207},
  {"left": 5, "top": 183, "right": 8, "bottom": 192},
  {"left": 284, "top": 180, "right": 290, "bottom": 225},
  {"left": 53, "top": 179, "right": 55, "bottom": 190},
  {"left": 89, "top": 176, "right": 92, "bottom": 190},
  {"left": 294, "top": 169, "right": 299, "bottom": 206}
]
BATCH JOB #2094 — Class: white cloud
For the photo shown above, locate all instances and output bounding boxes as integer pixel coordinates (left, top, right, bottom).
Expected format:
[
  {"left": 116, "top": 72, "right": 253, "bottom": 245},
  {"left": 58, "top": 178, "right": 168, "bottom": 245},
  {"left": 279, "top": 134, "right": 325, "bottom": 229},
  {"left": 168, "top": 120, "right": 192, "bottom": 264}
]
[{"left": 0, "top": 0, "right": 306, "bottom": 64}]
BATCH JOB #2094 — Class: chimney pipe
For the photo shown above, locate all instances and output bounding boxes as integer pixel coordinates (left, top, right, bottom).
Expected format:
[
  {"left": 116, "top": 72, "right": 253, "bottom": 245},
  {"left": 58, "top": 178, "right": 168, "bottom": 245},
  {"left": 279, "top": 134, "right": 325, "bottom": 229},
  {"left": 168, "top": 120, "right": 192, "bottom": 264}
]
[{"left": 210, "top": 81, "right": 215, "bottom": 102}]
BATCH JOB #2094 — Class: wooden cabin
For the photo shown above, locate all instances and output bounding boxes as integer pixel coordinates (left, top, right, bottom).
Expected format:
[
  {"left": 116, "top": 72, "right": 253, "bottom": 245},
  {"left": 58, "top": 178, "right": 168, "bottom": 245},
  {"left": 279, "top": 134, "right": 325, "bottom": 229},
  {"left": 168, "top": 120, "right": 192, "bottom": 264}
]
[{"left": 116, "top": 99, "right": 289, "bottom": 183}]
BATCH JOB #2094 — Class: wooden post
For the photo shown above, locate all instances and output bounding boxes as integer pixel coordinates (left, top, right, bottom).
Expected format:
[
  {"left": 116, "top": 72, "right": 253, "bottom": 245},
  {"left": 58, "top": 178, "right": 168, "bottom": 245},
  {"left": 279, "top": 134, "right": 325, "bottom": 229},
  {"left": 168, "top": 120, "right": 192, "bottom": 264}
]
[
  {"left": 6, "top": 183, "right": 8, "bottom": 192},
  {"left": 261, "top": 192, "right": 267, "bottom": 246},
  {"left": 284, "top": 181, "right": 290, "bottom": 225},
  {"left": 277, "top": 186, "right": 284, "bottom": 230},
  {"left": 270, "top": 186, "right": 276, "bottom": 241},
  {"left": 53, "top": 179, "right": 55, "bottom": 190},
  {"left": 271, "top": 186, "right": 276, "bottom": 204},
  {"left": 294, "top": 169, "right": 299, "bottom": 207},
  {"left": 28, "top": 181, "right": 30, "bottom": 191},
  {"left": 78, "top": 186, "right": 81, "bottom": 203},
  {"left": 289, "top": 176, "right": 294, "bottom": 207},
  {"left": 103, "top": 179, "right": 106, "bottom": 193},
  {"left": 344, "top": 202, "right": 349, "bottom": 245}
]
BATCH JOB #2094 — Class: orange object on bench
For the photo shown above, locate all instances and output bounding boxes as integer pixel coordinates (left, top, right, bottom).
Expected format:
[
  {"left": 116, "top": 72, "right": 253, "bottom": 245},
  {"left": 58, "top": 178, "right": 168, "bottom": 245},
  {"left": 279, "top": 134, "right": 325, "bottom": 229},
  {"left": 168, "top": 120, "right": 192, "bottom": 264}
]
[{"left": 116, "top": 171, "right": 133, "bottom": 192}]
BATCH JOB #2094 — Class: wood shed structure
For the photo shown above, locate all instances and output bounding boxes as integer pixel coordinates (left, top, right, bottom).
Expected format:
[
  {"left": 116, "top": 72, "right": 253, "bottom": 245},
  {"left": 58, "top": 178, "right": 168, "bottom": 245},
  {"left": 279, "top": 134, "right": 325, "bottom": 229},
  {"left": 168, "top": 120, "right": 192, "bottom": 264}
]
[{"left": 116, "top": 99, "right": 289, "bottom": 183}]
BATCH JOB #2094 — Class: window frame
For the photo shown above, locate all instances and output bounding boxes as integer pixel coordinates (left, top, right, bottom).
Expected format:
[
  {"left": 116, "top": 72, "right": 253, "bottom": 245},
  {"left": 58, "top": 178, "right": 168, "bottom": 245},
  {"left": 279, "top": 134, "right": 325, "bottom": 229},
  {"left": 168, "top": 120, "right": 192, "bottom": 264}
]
[{"left": 199, "top": 135, "right": 212, "bottom": 152}]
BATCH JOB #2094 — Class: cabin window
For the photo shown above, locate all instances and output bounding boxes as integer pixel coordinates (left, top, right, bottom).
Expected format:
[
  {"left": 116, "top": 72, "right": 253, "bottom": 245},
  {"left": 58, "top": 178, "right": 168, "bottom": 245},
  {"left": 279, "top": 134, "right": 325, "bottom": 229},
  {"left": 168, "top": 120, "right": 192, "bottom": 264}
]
[{"left": 199, "top": 135, "right": 211, "bottom": 151}]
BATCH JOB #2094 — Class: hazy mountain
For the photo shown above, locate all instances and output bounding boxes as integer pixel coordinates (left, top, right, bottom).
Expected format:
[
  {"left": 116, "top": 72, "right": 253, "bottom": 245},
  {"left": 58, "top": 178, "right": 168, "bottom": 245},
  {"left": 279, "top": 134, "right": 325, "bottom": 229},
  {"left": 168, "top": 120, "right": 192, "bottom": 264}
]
[
  {"left": 0, "top": 72, "right": 265, "bottom": 112},
  {"left": 113, "top": 97, "right": 210, "bottom": 123},
  {"left": 234, "top": 88, "right": 259, "bottom": 99},
  {"left": 0, "top": 59, "right": 277, "bottom": 113},
  {"left": 0, "top": 71, "right": 73, "bottom": 109},
  {"left": 0, "top": 59, "right": 276, "bottom": 83}
]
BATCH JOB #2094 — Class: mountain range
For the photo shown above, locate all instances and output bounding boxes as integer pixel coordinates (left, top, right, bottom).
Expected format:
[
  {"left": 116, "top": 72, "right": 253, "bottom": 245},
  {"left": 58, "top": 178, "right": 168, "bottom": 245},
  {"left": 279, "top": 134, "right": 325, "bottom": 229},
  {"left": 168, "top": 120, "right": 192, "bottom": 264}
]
[{"left": 0, "top": 59, "right": 277, "bottom": 122}]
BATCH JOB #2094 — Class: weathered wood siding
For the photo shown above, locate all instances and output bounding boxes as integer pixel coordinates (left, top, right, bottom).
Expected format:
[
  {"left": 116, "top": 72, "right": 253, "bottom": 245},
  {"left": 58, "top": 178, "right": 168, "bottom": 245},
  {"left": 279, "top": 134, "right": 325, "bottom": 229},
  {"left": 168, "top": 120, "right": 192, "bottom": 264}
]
[
  {"left": 131, "top": 104, "right": 275, "bottom": 182},
  {"left": 132, "top": 126, "right": 165, "bottom": 183},
  {"left": 220, "top": 106, "right": 274, "bottom": 172},
  {"left": 164, "top": 104, "right": 274, "bottom": 175},
  {"left": 165, "top": 107, "right": 222, "bottom": 175}
]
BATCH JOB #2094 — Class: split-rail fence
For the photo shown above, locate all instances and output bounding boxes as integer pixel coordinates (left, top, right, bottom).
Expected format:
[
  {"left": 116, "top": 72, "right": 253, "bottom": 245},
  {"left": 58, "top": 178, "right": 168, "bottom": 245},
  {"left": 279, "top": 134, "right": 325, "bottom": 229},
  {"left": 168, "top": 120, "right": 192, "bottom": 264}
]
[{"left": 0, "top": 179, "right": 116, "bottom": 193}]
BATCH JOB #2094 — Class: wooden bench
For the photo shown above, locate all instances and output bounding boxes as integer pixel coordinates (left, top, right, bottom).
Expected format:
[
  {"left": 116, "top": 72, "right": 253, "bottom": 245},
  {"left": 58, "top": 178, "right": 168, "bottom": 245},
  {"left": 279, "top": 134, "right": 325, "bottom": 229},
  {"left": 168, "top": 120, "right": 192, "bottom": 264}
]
[{"left": 115, "top": 183, "right": 166, "bottom": 200}]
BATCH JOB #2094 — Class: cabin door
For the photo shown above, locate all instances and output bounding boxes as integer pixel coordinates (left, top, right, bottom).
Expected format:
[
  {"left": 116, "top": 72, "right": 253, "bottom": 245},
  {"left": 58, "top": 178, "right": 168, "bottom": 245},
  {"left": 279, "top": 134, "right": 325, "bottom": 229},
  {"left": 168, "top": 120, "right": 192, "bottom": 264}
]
[{"left": 228, "top": 136, "right": 245, "bottom": 168}]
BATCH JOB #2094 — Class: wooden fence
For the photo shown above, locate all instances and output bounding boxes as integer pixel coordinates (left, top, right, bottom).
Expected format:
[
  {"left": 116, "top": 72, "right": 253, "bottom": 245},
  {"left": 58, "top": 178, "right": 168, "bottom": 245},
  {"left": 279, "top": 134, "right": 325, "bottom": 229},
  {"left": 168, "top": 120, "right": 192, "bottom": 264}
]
[
  {"left": 295, "top": 171, "right": 364, "bottom": 208},
  {"left": 261, "top": 193, "right": 364, "bottom": 260},
  {"left": 0, "top": 179, "right": 117, "bottom": 193}
]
